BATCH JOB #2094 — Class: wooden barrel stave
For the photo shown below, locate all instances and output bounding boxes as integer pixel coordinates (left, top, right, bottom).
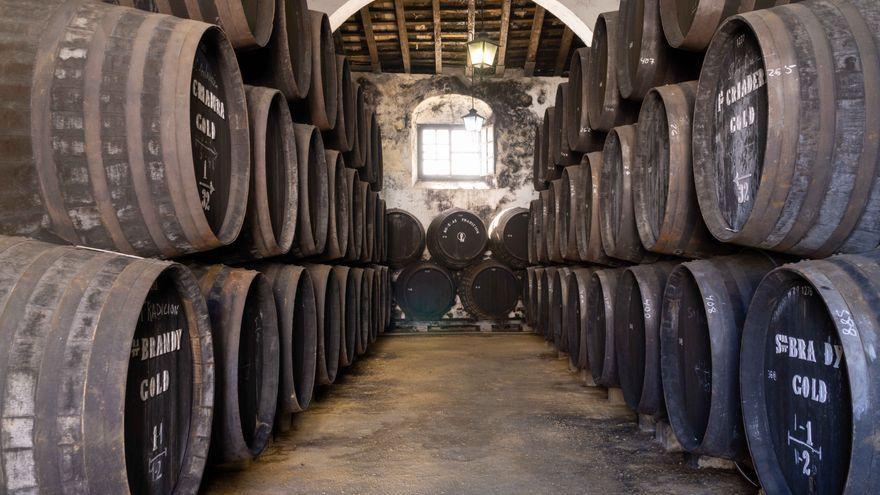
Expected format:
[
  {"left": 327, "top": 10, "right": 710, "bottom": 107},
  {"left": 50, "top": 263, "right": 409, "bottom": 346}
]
[
  {"left": 459, "top": 260, "right": 520, "bottom": 320},
  {"left": 304, "top": 264, "right": 341, "bottom": 385},
  {"left": 548, "top": 180, "right": 565, "bottom": 263},
  {"left": 356, "top": 267, "right": 372, "bottom": 355},
  {"left": 387, "top": 209, "right": 426, "bottom": 269},
  {"left": 560, "top": 166, "right": 583, "bottom": 262},
  {"left": 488, "top": 207, "right": 530, "bottom": 269},
  {"left": 344, "top": 84, "right": 369, "bottom": 169},
  {"left": 324, "top": 57, "right": 356, "bottom": 153},
  {"left": 576, "top": 153, "right": 622, "bottom": 266},
  {"left": 586, "top": 268, "right": 626, "bottom": 387},
  {"left": 292, "top": 11, "right": 337, "bottom": 131},
  {"left": 290, "top": 124, "right": 329, "bottom": 258},
  {"left": 553, "top": 82, "right": 583, "bottom": 168},
  {"left": 316, "top": 150, "right": 349, "bottom": 261},
  {"left": 541, "top": 107, "right": 562, "bottom": 183},
  {"left": 569, "top": 267, "right": 597, "bottom": 371}
]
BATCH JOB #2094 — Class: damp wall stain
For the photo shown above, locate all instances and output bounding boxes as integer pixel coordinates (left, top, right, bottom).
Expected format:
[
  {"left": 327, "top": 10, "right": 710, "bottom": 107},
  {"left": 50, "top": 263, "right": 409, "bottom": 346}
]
[{"left": 359, "top": 72, "right": 563, "bottom": 231}]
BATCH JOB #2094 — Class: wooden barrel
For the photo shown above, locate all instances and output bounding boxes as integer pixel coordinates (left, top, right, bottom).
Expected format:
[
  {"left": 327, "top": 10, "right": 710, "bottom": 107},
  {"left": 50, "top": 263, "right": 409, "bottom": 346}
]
[
  {"left": 524, "top": 267, "right": 536, "bottom": 326},
  {"left": 290, "top": 124, "right": 329, "bottom": 258},
  {"left": 341, "top": 169, "right": 362, "bottom": 262},
  {"left": 355, "top": 267, "right": 372, "bottom": 355},
  {"left": 614, "top": 261, "right": 678, "bottom": 416},
  {"left": 426, "top": 208, "right": 488, "bottom": 269},
  {"left": 566, "top": 48, "right": 606, "bottom": 153},
  {"left": 537, "top": 268, "right": 555, "bottom": 341},
  {"left": 600, "top": 125, "right": 658, "bottom": 263},
  {"left": 376, "top": 265, "right": 390, "bottom": 332},
  {"left": 0, "top": 236, "right": 213, "bottom": 494},
  {"left": 527, "top": 200, "right": 539, "bottom": 265},
  {"left": 534, "top": 194, "right": 550, "bottom": 263},
  {"left": 660, "top": 253, "right": 781, "bottom": 459},
  {"left": 741, "top": 251, "right": 880, "bottom": 493},
  {"left": 371, "top": 120, "right": 385, "bottom": 192},
  {"left": 576, "top": 153, "right": 621, "bottom": 266},
  {"left": 293, "top": 11, "right": 337, "bottom": 131},
  {"left": 587, "top": 11, "right": 639, "bottom": 132},
  {"left": 660, "top": 0, "right": 791, "bottom": 52},
  {"left": 332, "top": 266, "right": 359, "bottom": 368},
  {"left": 459, "top": 260, "right": 520, "bottom": 320},
  {"left": 193, "top": 264, "right": 280, "bottom": 464},
  {"left": 553, "top": 83, "right": 582, "bottom": 167},
  {"left": 559, "top": 166, "right": 582, "bottom": 261},
  {"left": 547, "top": 267, "right": 571, "bottom": 350},
  {"left": 375, "top": 198, "right": 387, "bottom": 262},
  {"left": 304, "top": 264, "right": 342, "bottom": 385},
  {"left": 586, "top": 268, "right": 626, "bottom": 387},
  {"left": 0, "top": 0, "right": 250, "bottom": 258},
  {"left": 239, "top": 0, "right": 311, "bottom": 100},
  {"left": 634, "top": 81, "right": 727, "bottom": 258},
  {"left": 368, "top": 266, "right": 381, "bottom": 343},
  {"left": 358, "top": 183, "right": 375, "bottom": 263},
  {"left": 382, "top": 265, "right": 392, "bottom": 330},
  {"left": 693, "top": 0, "right": 880, "bottom": 258},
  {"left": 253, "top": 263, "right": 317, "bottom": 415},
  {"left": 317, "top": 150, "right": 349, "bottom": 261},
  {"left": 228, "top": 85, "right": 298, "bottom": 260},
  {"left": 324, "top": 58, "right": 356, "bottom": 153},
  {"left": 530, "top": 267, "right": 545, "bottom": 333},
  {"left": 533, "top": 125, "right": 548, "bottom": 191},
  {"left": 568, "top": 267, "right": 597, "bottom": 371},
  {"left": 616, "top": 0, "right": 701, "bottom": 101},
  {"left": 345, "top": 85, "right": 369, "bottom": 170},
  {"left": 548, "top": 179, "right": 566, "bottom": 263},
  {"left": 488, "top": 207, "right": 530, "bottom": 269},
  {"left": 541, "top": 107, "right": 562, "bottom": 183},
  {"left": 387, "top": 209, "right": 426, "bottom": 269},
  {"left": 394, "top": 262, "right": 456, "bottom": 320}
]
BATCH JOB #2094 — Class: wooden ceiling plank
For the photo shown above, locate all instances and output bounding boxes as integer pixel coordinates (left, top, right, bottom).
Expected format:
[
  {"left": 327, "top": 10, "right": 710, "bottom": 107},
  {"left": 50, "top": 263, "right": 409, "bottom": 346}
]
[
  {"left": 553, "top": 26, "right": 573, "bottom": 76},
  {"left": 433, "top": 0, "right": 442, "bottom": 73},
  {"left": 523, "top": 5, "right": 545, "bottom": 76},
  {"left": 361, "top": 6, "right": 382, "bottom": 72},
  {"left": 394, "top": 0, "right": 412, "bottom": 73},
  {"left": 465, "top": 0, "right": 475, "bottom": 77},
  {"left": 496, "top": 0, "right": 511, "bottom": 75}
]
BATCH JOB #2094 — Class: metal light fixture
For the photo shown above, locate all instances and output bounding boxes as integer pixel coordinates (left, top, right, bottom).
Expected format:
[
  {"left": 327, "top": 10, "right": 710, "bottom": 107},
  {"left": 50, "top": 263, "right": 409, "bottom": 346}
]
[
  {"left": 462, "top": 107, "right": 485, "bottom": 132},
  {"left": 466, "top": 0, "right": 499, "bottom": 70}
]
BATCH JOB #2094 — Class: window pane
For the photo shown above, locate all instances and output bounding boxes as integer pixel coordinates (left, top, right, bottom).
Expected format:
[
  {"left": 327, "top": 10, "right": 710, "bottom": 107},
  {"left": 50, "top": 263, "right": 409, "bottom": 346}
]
[
  {"left": 450, "top": 152, "right": 482, "bottom": 176},
  {"left": 422, "top": 158, "right": 450, "bottom": 176}
]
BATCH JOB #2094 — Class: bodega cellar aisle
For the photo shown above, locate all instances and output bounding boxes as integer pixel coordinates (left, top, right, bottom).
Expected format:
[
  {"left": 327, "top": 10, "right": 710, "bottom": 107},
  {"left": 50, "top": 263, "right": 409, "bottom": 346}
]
[{"left": 201, "top": 334, "right": 751, "bottom": 494}]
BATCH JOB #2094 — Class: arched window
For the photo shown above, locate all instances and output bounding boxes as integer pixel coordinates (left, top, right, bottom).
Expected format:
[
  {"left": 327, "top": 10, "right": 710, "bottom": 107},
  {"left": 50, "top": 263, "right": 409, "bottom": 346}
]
[{"left": 411, "top": 94, "right": 495, "bottom": 187}]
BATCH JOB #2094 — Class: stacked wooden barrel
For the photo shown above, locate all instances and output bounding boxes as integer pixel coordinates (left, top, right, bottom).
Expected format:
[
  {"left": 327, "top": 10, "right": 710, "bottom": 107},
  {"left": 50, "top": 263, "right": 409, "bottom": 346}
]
[
  {"left": 0, "top": 0, "right": 391, "bottom": 492},
  {"left": 524, "top": 1, "right": 880, "bottom": 492}
]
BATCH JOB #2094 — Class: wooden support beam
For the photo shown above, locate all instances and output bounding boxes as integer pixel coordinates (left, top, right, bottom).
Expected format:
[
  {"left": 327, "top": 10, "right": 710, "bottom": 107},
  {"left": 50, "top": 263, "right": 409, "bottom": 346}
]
[
  {"left": 553, "top": 26, "right": 574, "bottom": 76},
  {"left": 393, "top": 0, "right": 412, "bottom": 73},
  {"left": 360, "top": 7, "right": 381, "bottom": 72},
  {"left": 523, "top": 5, "right": 545, "bottom": 76},
  {"left": 495, "top": 0, "right": 511, "bottom": 75},
  {"left": 433, "top": 0, "right": 442, "bottom": 73},
  {"left": 465, "top": 0, "right": 475, "bottom": 77}
]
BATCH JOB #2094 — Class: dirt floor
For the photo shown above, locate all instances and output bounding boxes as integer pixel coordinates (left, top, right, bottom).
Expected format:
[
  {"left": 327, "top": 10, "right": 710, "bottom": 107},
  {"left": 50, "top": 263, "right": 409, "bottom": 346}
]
[{"left": 200, "top": 333, "right": 755, "bottom": 495}]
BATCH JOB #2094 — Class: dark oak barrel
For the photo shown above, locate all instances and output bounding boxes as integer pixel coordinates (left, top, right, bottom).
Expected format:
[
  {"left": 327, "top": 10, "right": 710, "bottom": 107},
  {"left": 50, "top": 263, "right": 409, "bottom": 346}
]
[
  {"left": 488, "top": 207, "right": 530, "bottom": 269},
  {"left": 634, "top": 81, "right": 727, "bottom": 258},
  {"left": 587, "top": 11, "right": 639, "bottom": 132},
  {"left": 548, "top": 179, "right": 565, "bottom": 263},
  {"left": 344, "top": 84, "right": 368, "bottom": 169},
  {"left": 370, "top": 117, "right": 385, "bottom": 192},
  {"left": 539, "top": 190, "right": 555, "bottom": 264},
  {"left": 741, "top": 251, "right": 880, "bottom": 494},
  {"left": 532, "top": 267, "right": 548, "bottom": 335},
  {"left": 0, "top": 0, "right": 250, "bottom": 258},
  {"left": 660, "top": 253, "right": 782, "bottom": 459},
  {"left": 693, "top": 0, "right": 880, "bottom": 258},
  {"left": 378, "top": 265, "right": 392, "bottom": 331},
  {"left": 359, "top": 186, "right": 376, "bottom": 263},
  {"left": 553, "top": 83, "right": 582, "bottom": 167},
  {"left": 576, "top": 153, "right": 622, "bottom": 266},
  {"left": 614, "top": 261, "right": 678, "bottom": 416},
  {"left": 375, "top": 198, "right": 387, "bottom": 263},
  {"left": 317, "top": 150, "right": 350, "bottom": 261},
  {"left": 342, "top": 170, "right": 363, "bottom": 262},
  {"left": 253, "top": 263, "right": 317, "bottom": 416},
  {"left": 290, "top": 124, "right": 329, "bottom": 258},
  {"left": 586, "top": 268, "right": 626, "bottom": 387},
  {"left": 459, "top": 260, "right": 520, "bottom": 320},
  {"left": 559, "top": 166, "right": 583, "bottom": 262},
  {"left": 332, "top": 266, "right": 359, "bottom": 368},
  {"left": 566, "top": 48, "right": 606, "bottom": 153},
  {"left": 239, "top": 0, "right": 311, "bottom": 100},
  {"left": 394, "top": 262, "right": 457, "bottom": 320},
  {"left": 568, "top": 267, "right": 597, "bottom": 371},
  {"left": 356, "top": 267, "right": 372, "bottom": 355},
  {"left": 193, "top": 264, "right": 279, "bottom": 465},
  {"left": 368, "top": 266, "right": 381, "bottom": 343},
  {"left": 304, "top": 264, "right": 342, "bottom": 385},
  {"left": 292, "top": 11, "right": 337, "bottom": 131},
  {"left": 348, "top": 180, "right": 369, "bottom": 262},
  {"left": 527, "top": 199, "right": 540, "bottom": 265},
  {"left": 0, "top": 236, "right": 213, "bottom": 494},
  {"left": 616, "top": 0, "right": 701, "bottom": 100},
  {"left": 230, "top": 85, "right": 298, "bottom": 260},
  {"left": 387, "top": 209, "right": 426, "bottom": 269},
  {"left": 324, "top": 58, "right": 356, "bottom": 153},
  {"left": 548, "top": 267, "right": 571, "bottom": 352},
  {"left": 600, "top": 125, "right": 658, "bottom": 263},
  {"left": 533, "top": 125, "right": 548, "bottom": 191},
  {"left": 426, "top": 208, "right": 489, "bottom": 269},
  {"left": 660, "top": 0, "right": 791, "bottom": 52},
  {"left": 525, "top": 267, "right": 538, "bottom": 326},
  {"left": 541, "top": 107, "right": 562, "bottom": 183}
]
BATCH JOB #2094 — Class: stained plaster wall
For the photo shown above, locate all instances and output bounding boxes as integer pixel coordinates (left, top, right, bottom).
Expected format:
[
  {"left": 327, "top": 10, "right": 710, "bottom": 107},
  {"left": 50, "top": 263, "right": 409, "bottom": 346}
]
[{"left": 357, "top": 72, "right": 563, "bottom": 320}]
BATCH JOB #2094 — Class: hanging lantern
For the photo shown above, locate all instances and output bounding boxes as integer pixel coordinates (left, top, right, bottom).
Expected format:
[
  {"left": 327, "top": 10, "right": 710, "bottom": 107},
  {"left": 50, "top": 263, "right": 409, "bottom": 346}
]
[
  {"left": 466, "top": 33, "right": 499, "bottom": 70},
  {"left": 462, "top": 108, "right": 486, "bottom": 132}
]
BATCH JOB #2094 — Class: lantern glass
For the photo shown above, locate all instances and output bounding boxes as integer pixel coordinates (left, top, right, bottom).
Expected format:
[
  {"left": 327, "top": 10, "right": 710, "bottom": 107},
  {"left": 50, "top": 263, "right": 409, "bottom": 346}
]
[
  {"left": 467, "top": 35, "right": 499, "bottom": 69},
  {"left": 462, "top": 108, "right": 485, "bottom": 132}
]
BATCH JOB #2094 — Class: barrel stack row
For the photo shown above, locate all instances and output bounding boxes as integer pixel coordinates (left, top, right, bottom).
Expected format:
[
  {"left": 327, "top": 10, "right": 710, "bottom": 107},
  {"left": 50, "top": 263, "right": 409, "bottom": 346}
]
[
  {"left": 527, "top": 0, "right": 880, "bottom": 493},
  {"left": 0, "top": 0, "right": 390, "bottom": 493},
  {"left": 386, "top": 207, "right": 530, "bottom": 322}
]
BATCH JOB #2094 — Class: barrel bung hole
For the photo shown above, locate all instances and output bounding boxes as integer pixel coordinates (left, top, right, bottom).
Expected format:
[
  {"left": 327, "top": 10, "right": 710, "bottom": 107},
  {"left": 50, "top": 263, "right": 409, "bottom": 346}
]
[
  {"left": 763, "top": 278, "right": 851, "bottom": 494},
  {"left": 125, "top": 271, "right": 194, "bottom": 495}
]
